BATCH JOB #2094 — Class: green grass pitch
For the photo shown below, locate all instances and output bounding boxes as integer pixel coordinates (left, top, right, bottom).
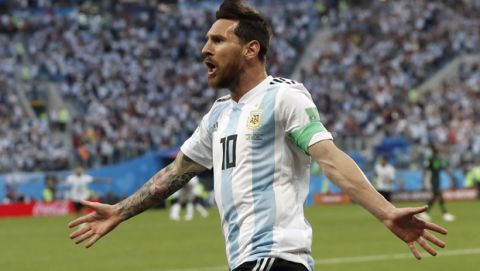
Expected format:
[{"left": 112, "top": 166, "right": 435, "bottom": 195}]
[{"left": 1, "top": 201, "right": 479, "bottom": 271}]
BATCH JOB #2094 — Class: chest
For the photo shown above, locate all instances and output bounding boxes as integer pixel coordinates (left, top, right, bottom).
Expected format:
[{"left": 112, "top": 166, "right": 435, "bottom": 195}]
[{"left": 211, "top": 101, "right": 278, "bottom": 169}]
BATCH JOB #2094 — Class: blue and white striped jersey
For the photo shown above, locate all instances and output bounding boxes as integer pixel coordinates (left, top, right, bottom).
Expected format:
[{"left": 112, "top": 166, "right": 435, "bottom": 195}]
[{"left": 181, "top": 76, "right": 332, "bottom": 270}]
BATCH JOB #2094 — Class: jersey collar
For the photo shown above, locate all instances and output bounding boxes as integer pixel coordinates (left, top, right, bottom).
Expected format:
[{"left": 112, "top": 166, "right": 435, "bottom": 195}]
[{"left": 236, "top": 75, "right": 273, "bottom": 104}]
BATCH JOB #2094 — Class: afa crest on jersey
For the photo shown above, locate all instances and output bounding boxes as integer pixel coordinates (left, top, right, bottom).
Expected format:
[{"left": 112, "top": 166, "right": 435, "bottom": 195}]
[{"left": 247, "top": 110, "right": 262, "bottom": 130}]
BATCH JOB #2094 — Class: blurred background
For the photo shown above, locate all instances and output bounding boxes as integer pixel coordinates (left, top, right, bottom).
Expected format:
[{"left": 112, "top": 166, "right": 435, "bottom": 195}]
[{"left": 0, "top": 0, "right": 479, "bottom": 270}]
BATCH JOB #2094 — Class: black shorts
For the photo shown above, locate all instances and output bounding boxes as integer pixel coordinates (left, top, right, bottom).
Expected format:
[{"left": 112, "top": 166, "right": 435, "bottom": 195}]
[
  {"left": 194, "top": 196, "right": 205, "bottom": 205},
  {"left": 233, "top": 258, "right": 308, "bottom": 271}
]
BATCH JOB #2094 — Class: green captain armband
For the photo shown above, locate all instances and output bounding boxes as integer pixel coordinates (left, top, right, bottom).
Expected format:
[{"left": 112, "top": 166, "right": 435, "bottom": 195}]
[{"left": 289, "top": 122, "right": 328, "bottom": 154}]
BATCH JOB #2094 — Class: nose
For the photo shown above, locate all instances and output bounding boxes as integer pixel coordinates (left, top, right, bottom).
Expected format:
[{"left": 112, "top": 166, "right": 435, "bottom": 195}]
[{"left": 202, "top": 40, "right": 213, "bottom": 58}]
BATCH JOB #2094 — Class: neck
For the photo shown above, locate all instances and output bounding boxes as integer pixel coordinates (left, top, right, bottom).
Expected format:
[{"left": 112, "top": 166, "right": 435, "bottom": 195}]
[{"left": 229, "top": 64, "right": 267, "bottom": 102}]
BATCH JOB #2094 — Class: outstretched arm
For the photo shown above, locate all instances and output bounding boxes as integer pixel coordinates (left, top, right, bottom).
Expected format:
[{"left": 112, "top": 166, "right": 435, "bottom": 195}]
[
  {"left": 309, "top": 140, "right": 448, "bottom": 259},
  {"left": 116, "top": 152, "right": 206, "bottom": 220},
  {"left": 68, "top": 151, "right": 207, "bottom": 247}
]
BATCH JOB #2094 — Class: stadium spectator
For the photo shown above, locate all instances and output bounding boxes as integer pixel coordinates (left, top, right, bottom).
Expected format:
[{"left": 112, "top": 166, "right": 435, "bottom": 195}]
[
  {"left": 43, "top": 174, "right": 58, "bottom": 202},
  {"left": 68, "top": 2, "right": 448, "bottom": 270},
  {"left": 465, "top": 163, "right": 480, "bottom": 199},
  {"left": 3, "top": 170, "right": 27, "bottom": 203}
]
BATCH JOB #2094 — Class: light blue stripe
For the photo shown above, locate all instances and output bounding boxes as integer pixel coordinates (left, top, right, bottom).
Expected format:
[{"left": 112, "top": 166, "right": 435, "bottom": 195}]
[
  {"left": 305, "top": 214, "right": 314, "bottom": 270},
  {"left": 250, "top": 89, "right": 278, "bottom": 258},
  {"left": 208, "top": 102, "right": 230, "bottom": 133},
  {"left": 307, "top": 255, "right": 315, "bottom": 271},
  {"left": 221, "top": 103, "right": 243, "bottom": 267}
]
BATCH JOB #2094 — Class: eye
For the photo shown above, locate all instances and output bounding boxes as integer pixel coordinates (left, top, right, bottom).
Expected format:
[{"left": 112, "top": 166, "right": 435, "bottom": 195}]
[{"left": 211, "top": 37, "right": 222, "bottom": 44}]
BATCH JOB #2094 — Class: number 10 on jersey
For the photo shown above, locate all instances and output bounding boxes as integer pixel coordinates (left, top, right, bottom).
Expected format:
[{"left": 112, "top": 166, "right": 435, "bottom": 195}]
[{"left": 220, "top": 135, "right": 237, "bottom": 170}]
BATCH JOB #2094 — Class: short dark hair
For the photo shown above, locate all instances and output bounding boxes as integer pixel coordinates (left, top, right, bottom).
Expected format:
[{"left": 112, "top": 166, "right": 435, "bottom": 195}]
[{"left": 216, "top": 0, "right": 272, "bottom": 62}]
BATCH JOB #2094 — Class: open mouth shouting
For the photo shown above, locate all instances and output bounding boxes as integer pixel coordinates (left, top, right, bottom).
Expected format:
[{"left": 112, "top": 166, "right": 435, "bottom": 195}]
[{"left": 204, "top": 59, "right": 218, "bottom": 77}]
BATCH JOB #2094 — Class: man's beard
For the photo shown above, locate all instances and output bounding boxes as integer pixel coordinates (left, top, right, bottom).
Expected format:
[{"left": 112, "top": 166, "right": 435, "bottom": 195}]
[{"left": 209, "top": 60, "right": 243, "bottom": 90}]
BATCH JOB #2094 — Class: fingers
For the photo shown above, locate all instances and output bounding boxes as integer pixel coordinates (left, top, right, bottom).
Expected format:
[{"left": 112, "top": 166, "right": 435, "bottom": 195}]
[
  {"left": 423, "top": 230, "right": 446, "bottom": 248},
  {"left": 85, "top": 233, "right": 102, "bottom": 248},
  {"left": 395, "top": 206, "right": 428, "bottom": 219},
  {"left": 72, "top": 227, "right": 102, "bottom": 248},
  {"left": 408, "top": 230, "right": 446, "bottom": 259},
  {"left": 74, "top": 229, "right": 95, "bottom": 245},
  {"left": 68, "top": 223, "right": 103, "bottom": 248},
  {"left": 408, "top": 242, "right": 422, "bottom": 260},
  {"left": 68, "top": 213, "right": 93, "bottom": 228},
  {"left": 424, "top": 221, "right": 448, "bottom": 235},
  {"left": 79, "top": 200, "right": 100, "bottom": 209},
  {"left": 409, "top": 205, "right": 429, "bottom": 215},
  {"left": 68, "top": 201, "right": 99, "bottom": 228},
  {"left": 69, "top": 224, "right": 90, "bottom": 239},
  {"left": 417, "top": 237, "right": 437, "bottom": 256}
]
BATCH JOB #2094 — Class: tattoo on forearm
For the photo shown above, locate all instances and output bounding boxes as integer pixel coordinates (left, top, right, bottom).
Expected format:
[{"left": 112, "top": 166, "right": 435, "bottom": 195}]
[
  {"left": 117, "top": 154, "right": 205, "bottom": 221},
  {"left": 117, "top": 181, "right": 155, "bottom": 221}
]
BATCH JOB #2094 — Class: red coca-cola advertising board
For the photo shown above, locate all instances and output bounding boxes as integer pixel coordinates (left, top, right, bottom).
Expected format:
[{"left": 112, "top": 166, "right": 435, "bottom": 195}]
[{"left": 0, "top": 201, "right": 74, "bottom": 218}]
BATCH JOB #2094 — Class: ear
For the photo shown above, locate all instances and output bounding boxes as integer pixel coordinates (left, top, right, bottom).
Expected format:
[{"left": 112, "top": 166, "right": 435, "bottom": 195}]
[{"left": 243, "top": 40, "right": 261, "bottom": 61}]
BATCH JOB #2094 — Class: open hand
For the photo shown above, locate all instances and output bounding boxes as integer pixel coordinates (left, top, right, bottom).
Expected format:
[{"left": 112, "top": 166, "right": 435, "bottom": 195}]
[
  {"left": 384, "top": 206, "right": 448, "bottom": 259},
  {"left": 68, "top": 200, "right": 123, "bottom": 248}
]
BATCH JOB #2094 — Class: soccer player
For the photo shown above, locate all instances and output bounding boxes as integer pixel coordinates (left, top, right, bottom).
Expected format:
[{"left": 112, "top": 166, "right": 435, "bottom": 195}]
[
  {"left": 419, "top": 145, "right": 455, "bottom": 222},
  {"left": 65, "top": 165, "right": 111, "bottom": 216},
  {"left": 68, "top": 1, "right": 448, "bottom": 270},
  {"left": 168, "top": 186, "right": 187, "bottom": 221},
  {"left": 373, "top": 155, "right": 396, "bottom": 202},
  {"left": 185, "top": 176, "right": 210, "bottom": 220},
  {"left": 65, "top": 166, "right": 94, "bottom": 216},
  {"left": 169, "top": 176, "right": 209, "bottom": 221}
]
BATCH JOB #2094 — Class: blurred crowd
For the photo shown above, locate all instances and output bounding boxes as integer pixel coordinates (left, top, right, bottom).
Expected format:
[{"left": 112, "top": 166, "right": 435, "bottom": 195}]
[
  {"left": 0, "top": 77, "right": 70, "bottom": 172},
  {"left": 440, "top": 62, "right": 480, "bottom": 168},
  {"left": 0, "top": 0, "right": 479, "bottom": 173},
  {"left": 0, "top": 0, "right": 318, "bottom": 171},
  {"left": 302, "top": 0, "right": 480, "bottom": 169}
]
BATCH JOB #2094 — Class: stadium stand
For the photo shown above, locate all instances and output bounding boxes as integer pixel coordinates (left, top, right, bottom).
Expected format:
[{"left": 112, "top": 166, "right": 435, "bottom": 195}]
[
  {"left": 0, "top": 0, "right": 479, "bottom": 174},
  {"left": 0, "top": 76, "right": 70, "bottom": 172},
  {"left": 0, "top": 0, "right": 320, "bottom": 171},
  {"left": 301, "top": 0, "right": 480, "bottom": 169}
]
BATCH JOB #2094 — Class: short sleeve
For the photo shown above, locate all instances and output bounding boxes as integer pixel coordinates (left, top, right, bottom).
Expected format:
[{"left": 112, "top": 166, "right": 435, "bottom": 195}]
[
  {"left": 180, "top": 113, "right": 213, "bottom": 169},
  {"left": 279, "top": 85, "right": 332, "bottom": 154}
]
